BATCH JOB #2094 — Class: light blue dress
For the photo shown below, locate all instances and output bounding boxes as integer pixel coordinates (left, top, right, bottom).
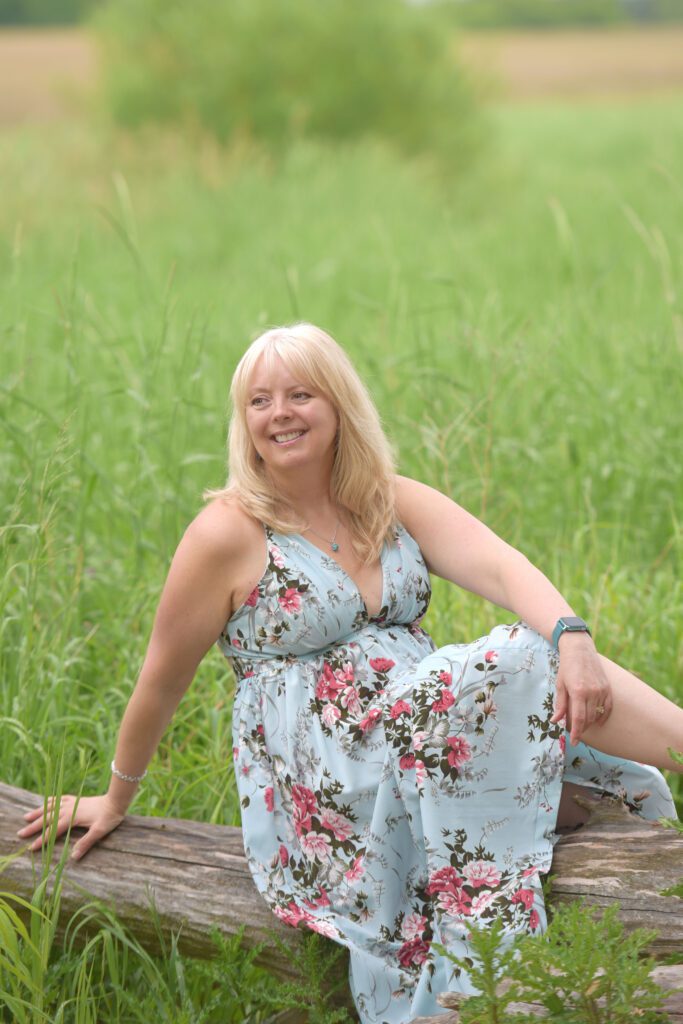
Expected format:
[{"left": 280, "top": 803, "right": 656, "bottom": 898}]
[{"left": 218, "top": 522, "right": 676, "bottom": 1024}]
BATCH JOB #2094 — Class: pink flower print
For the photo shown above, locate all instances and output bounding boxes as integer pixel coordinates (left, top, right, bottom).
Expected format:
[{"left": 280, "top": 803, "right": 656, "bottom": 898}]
[
  {"left": 438, "top": 670, "right": 452, "bottom": 685},
  {"left": 264, "top": 787, "right": 274, "bottom": 812},
  {"left": 401, "top": 912, "right": 427, "bottom": 941},
  {"left": 369, "top": 657, "right": 395, "bottom": 673},
  {"left": 426, "top": 865, "right": 464, "bottom": 897},
  {"left": 359, "top": 707, "right": 382, "bottom": 733},
  {"left": 257, "top": 724, "right": 264, "bottom": 735},
  {"left": 245, "top": 586, "right": 259, "bottom": 607},
  {"left": 482, "top": 697, "right": 497, "bottom": 716},
  {"left": 278, "top": 588, "right": 302, "bottom": 614},
  {"left": 438, "top": 889, "right": 473, "bottom": 917},
  {"left": 484, "top": 650, "right": 498, "bottom": 663},
  {"left": 471, "top": 890, "right": 496, "bottom": 915},
  {"left": 293, "top": 804, "right": 311, "bottom": 837},
  {"left": 412, "top": 730, "right": 426, "bottom": 751},
  {"left": 300, "top": 830, "right": 332, "bottom": 862},
  {"left": 463, "top": 860, "right": 501, "bottom": 889},
  {"left": 559, "top": 734, "right": 566, "bottom": 753},
  {"left": 231, "top": 637, "right": 241, "bottom": 648},
  {"left": 432, "top": 688, "right": 455, "bottom": 713},
  {"left": 308, "top": 918, "right": 339, "bottom": 940},
  {"left": 415, "top": 760, "right": 427, "bottom": 785},
  {"left": 511, "top": 888, "right": 535, "bottom": 910},
  {"left": 240, "top": 763, "right": 250, "bottom": 777},
  {"left": 273, "top": 902, "right": 305, "bottom": 927},
  {"left": 319, "top": 808, "right": 354, "bottom": 841},
  {"left": 522, "top": 865, "right": 539, "bottom": 879},
  {"left": 340, "top": 685, "right": 361, "bottom": 716},
  {"left": 399, "top": 753, "right": 416, "bottom": 770},
  {"left": 397, "top": 937, "right": 431, "bottom": 968},
  {"left": 529, "top": 908, "right": 541, "bottom": 931},
  {"left": 390, "top": 699, "right": 411, "bottom": 719},
  {"left": 279, "top": 844, "right": 289, "bottom": 867},
  {"left": 315, "top": 663, "right": 345, "bottom": 701},
  {"left": 344, "top": 855, "right": 365, "bottom": 884},
  {"left": 321, "top": 703, "right": 341, "bottom": 727},
  {"left": 315, "top": 888, "right": 331, "bottom": 908},
  {"left": 335, "top": 661, "right": 355, "bottom": 683},
  {"left": 274, "top": 901, "right": 318, "bottom": 929},
  {"left": 304, "top": 889, "right": 332, "bottom": 911},
  {"left": 291, "top": 784, "right": 317, "bottom": 816},
  {"left": 446, "top": 735, "right": 472, "bottom": 768},
  {"left": 232, "top": 746, "right": 239, "bottom": 760},
  {"left": 269, "top": 545, "right": 285, "bottom": 569}
]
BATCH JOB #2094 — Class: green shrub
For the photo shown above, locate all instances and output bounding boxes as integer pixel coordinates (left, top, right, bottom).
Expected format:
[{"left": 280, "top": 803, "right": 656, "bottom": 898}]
[
  {"left": 94, "top": 0, "right": 481, "bottom": 171},
  {"left": 435, "top": 902, "right": 668, "bottom": 1023}
]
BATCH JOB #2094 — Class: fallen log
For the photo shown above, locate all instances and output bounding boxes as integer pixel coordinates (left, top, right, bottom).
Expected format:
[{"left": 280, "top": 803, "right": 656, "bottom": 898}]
[
  {"left": 1, "top": 783, "right": 682, "bottom": 1021},
  {"left": 0, "top": 781, "right": 305, "bottom": 979}
]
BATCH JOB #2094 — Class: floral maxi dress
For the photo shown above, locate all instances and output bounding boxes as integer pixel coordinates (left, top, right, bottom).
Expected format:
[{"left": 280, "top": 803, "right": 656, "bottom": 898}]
[{"left": 218, "top": 523, "right": 676, "bottom": 1024}]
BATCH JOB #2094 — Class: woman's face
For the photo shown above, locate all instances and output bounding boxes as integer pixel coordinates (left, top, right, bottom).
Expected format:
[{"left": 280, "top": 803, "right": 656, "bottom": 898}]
[{"left": 245, "top": 354, "right": 339, "bottom": 471}]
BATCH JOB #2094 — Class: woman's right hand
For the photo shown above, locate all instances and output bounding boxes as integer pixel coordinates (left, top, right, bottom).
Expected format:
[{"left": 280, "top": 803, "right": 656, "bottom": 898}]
[{"left": 17, "top": 794, "right": 126, "bottom": 861}]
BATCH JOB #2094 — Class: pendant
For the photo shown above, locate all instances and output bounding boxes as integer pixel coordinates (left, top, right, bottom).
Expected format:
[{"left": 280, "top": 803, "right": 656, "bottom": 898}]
[{"left": 331, "top": 542, "right": 339, "bottom": 552}]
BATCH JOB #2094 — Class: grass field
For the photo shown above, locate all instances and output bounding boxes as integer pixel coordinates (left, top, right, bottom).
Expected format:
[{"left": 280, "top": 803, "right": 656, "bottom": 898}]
[{"left": 1, "top": 24, "right": 682, "bottom": 1023}]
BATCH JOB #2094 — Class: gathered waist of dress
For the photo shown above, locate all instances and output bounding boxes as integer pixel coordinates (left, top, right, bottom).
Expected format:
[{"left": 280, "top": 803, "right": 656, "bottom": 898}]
[{"left": 218, "top": 620, "right": 434, "bottom": 680}]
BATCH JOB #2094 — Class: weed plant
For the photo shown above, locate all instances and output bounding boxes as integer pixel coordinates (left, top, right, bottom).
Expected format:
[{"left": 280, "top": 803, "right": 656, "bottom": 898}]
[{"left": 435, "top": 902, "right": 669, "bottom": 1023}]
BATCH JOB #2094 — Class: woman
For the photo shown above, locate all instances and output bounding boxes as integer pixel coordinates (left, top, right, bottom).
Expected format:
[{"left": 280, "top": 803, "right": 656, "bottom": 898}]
[{"left": 20, "top": 323, "right": 681, "bottom": 1023}]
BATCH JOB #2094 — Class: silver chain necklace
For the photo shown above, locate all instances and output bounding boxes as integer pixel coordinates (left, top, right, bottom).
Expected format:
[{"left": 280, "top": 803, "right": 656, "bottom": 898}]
[{"left": 304, "top": 518, "right": 341, "bottom": 552}]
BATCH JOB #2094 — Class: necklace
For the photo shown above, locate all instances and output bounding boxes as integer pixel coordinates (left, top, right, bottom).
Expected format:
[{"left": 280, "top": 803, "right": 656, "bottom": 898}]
[{"left": 304, "top": 518, "right": 341, "bottom": 552}]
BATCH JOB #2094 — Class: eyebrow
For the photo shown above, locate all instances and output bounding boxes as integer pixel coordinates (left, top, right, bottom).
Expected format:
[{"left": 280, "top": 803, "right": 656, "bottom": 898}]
[{"left": 247, "top": 382, "right": 311, "bottom": 395}]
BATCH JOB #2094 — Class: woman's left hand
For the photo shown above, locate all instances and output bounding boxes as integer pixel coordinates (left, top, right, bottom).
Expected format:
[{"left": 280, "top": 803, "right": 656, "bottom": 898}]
[{"left": 550, "top": 635, "right": 613, "bottom": 747}]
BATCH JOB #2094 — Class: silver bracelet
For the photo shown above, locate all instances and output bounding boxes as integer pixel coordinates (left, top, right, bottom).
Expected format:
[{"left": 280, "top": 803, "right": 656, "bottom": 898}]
[{"left": 111, "top": 759, "right": 147, "bottom": 784}]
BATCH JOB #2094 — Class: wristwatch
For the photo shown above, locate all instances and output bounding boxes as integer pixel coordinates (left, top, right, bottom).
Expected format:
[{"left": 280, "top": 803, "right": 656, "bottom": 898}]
[{"left": 551, "top": 616, "right": 592, "bottom": 649}]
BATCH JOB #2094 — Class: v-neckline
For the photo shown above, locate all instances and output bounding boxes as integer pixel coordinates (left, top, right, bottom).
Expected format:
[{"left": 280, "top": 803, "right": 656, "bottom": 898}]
[{"left": 289, "top": 530, "right": 387, "bottom": 621}]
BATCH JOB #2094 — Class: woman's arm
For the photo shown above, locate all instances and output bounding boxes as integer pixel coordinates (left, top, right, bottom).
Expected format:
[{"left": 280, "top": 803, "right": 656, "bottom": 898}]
[
  {"left": 395, "top": 475, "right": 612, "bottom": 744},
  {"left": 19, "top": 500, "right": 262, "bottom": 859}
]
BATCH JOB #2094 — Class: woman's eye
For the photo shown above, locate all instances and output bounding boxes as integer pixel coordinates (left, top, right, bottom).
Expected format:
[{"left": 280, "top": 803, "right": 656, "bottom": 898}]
[
  {"left": 250, "top": 396, "right": 268, "bottom": 407},
  {"left": 292, "top": 392, "right": 311, "bottom": 400}
]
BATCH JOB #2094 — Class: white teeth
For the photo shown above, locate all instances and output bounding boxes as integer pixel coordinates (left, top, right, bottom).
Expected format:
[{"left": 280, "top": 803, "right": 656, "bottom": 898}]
[{"left": 273, "top": 430, "right": 305, "bottom": 443}]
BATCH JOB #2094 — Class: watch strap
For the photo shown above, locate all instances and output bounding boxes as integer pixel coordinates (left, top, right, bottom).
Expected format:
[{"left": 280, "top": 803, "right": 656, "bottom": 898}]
[{"left": 552, "top": 616, "right": 591, "bottom": 649}]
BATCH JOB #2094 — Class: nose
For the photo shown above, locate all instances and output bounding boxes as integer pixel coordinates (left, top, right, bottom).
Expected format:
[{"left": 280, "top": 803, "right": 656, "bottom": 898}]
[{"left": 271, "top": 396, "right": 293, "bottom": 420}]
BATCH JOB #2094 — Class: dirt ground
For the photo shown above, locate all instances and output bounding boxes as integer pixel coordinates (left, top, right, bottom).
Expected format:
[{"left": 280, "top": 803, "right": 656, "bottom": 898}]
[
  {"left": 0, "top": 25, "right": 682, "bottom": 125},
  {"left": 0, "top": 29, "right": 96, "bottom": 123},
  {"left": 459, "top": 25, "right": 683, "bottom": 99}
]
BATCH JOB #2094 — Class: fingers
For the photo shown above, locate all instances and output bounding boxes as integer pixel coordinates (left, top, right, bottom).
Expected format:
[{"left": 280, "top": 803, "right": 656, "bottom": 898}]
[
  {"left": 550, "top": 679, "right": 567, "bottom": 725},
  {"left": 21, "top": 794, "right": 63, "bottom": 824},
  {"left": 16, "top": 795, "right": 78, "bottom": 852},
  {"left": 71, "top": 827, "right": 107, "bottom": 862},
  {"left": 551, "top": 670, "right": 613, "bottom": 745},
  {"left": 569, "top": 701, "right": 587, "bottom": 747},
  {"left": 591, "top": 691, "right": 614, "bottom": 727}
]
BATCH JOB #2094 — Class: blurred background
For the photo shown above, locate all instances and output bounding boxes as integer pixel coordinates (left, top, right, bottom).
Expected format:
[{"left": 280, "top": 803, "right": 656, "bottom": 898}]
[{"left": 1, "top": 1, "right": 682, "bottom": 1018}]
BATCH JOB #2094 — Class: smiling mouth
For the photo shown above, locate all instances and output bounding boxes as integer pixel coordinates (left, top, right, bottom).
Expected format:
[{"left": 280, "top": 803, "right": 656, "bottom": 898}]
[{"left": 272, "top": 430, "right": 307, "bottom": 444}]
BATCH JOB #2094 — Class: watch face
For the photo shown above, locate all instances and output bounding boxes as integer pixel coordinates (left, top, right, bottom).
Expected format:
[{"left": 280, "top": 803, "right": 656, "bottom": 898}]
[{"left": 562, "top": 616, "right": 588, "bottom": 630}]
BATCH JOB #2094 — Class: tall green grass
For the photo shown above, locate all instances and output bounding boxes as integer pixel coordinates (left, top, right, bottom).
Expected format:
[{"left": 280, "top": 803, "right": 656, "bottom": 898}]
[{"left": 1, "top": 96, "right": 682, "bottom": 1019}]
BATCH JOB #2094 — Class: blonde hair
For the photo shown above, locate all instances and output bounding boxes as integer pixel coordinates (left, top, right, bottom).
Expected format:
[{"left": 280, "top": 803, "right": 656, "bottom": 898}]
[{"left": 204, "top": 323, "right": 397, "bottom": 562}]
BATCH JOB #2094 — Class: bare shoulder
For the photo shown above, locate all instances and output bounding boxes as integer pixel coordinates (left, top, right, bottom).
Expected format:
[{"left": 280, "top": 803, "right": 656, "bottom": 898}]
[
  {"left": 183, "top": 496, "right": 263, "bottom": 560},
  {"left": 394, "top": 474, "right": 445, "bottom": 534}
]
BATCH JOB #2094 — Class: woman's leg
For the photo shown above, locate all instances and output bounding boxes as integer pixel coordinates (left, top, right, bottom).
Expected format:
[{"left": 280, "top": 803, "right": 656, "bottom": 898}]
[{"left": 571, "top": 654, "right": 683, "bottom": 773}]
